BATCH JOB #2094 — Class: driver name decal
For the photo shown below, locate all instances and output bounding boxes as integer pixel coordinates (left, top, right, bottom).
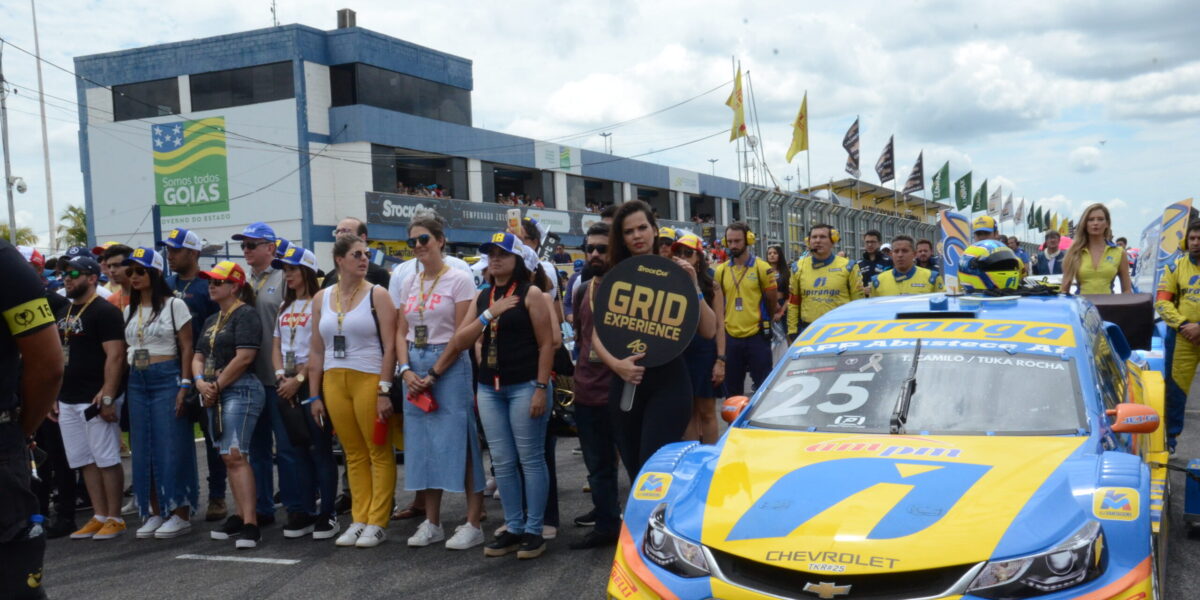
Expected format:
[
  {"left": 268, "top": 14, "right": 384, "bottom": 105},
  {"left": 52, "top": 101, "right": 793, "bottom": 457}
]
[{"left": 799, "top": 319, "right": 1074, "bottom": 347}]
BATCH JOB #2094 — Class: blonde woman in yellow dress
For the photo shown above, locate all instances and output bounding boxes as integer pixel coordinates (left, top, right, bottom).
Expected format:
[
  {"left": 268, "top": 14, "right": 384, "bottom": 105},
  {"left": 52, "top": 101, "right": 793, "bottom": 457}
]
[{"left": 1061, "top": 203, "right": 1132, "bottom": 294}]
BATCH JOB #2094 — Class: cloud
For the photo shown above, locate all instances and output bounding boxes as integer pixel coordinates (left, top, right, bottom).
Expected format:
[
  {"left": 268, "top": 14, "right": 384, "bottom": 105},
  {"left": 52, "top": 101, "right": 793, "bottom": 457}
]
[{"left": 1069, "top": 146, "right": 1101, "bottom": 172}]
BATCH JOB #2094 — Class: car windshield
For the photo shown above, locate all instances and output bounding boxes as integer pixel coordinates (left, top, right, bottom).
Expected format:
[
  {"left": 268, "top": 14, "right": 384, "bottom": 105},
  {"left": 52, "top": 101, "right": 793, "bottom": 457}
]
[{"left": 745, "top": 349, "right": 1086, "bottom": 435}]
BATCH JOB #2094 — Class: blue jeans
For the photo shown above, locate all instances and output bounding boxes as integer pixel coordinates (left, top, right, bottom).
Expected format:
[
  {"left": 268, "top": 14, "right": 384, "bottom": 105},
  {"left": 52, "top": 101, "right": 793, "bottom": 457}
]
[
  {"left": 293, "top": 393, "right": 338, "bottom": 517},
  {"left": 126, "top": 361, "right": 199, "bottom": 519},
  {"left": 477, "top": 381, "right": 549, "bottom": 536},
  {"left": 575, "top": 403, "right": 620, "bottom": 535},
  {"left": 208, "top": 374, "right": 265, "bottom": 455},
  {"left": 249, "top": 386, "right": 303, "bottom": 516}
]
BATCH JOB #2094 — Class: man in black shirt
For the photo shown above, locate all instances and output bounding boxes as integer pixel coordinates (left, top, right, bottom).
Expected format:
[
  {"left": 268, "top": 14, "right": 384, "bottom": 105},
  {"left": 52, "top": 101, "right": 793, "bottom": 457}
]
[
  {"left": 56, "top": 257, "right": 128, "bottom": 541},
  {"left": 321, "top": 217, "right": 391, "bottom": 288},
  {"left": 857, "top": 229, "right": 893, "bottom": 293},
  {"left": 0, "top": 238, "right": 63, "bottom": 598}
]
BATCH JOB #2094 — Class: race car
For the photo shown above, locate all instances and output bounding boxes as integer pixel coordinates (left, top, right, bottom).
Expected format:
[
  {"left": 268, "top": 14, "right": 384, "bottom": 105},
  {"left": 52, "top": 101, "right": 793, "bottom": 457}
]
[{"left": 609, "top": 292, "right": 1169, "bottom": 600}]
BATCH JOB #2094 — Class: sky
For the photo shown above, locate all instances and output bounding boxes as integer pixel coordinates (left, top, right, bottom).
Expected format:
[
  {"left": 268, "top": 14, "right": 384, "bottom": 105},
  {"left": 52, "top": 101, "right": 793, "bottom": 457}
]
[{"left": 1, "top": 0, "right": 1198, "bottom": 250}]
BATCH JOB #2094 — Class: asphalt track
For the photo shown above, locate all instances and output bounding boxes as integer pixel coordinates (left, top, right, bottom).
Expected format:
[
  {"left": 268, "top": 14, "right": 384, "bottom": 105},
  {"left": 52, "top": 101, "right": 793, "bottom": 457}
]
[{"left": 40, "top": 410, "right": 1200, "bottom": 599}]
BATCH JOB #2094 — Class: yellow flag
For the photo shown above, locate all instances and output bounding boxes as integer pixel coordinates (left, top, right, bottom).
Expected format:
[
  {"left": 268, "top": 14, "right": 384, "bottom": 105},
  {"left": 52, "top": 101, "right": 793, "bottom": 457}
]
[
  {"left": 786, "top": 92, "right": 809, "bottom": 163},
  {"left": 1050, "top": 213, "right": 1059, "bottom": 232},
  {"left": 726, "top": 67, "right": 747, "bottom": 142},
  {"left": 1059, "top": 217, "right": 1069, "bottom": 237}
]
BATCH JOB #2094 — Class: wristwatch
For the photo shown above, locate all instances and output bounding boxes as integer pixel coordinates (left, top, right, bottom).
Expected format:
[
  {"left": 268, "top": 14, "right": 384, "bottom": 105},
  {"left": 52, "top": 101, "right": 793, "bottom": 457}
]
[
  {"left": 427, "top": 366, "right": 442, "bottom": 380},
  {"left": 296, "top": 373, "right": 306, "bottom": 384},
  {"left": 532, "top": 381, "right": 548, "bottom": 390},
  {"left": 715, "top": 355, "right": 728, "bottom": 363},
  {"left": 378, "top": 381, "right": 393, "bottom": 395},
  {"left": 101, "top": 396, "right": 114, "bottom": 407}
]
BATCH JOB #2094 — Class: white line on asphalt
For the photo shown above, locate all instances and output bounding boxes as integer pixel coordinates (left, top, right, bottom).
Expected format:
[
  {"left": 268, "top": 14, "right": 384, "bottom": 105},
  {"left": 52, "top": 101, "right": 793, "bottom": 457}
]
[{"left": 176, "top": 554, "right": 300, "bottom": 565}]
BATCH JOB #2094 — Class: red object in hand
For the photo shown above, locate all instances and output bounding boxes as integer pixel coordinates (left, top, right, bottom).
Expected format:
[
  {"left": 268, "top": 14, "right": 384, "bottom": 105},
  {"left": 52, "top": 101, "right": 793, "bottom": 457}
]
[
  {"left": 408, "top": 390, "right": 438, "bottom": 413},
  {"left": 373, "top": 417, "right": 388, "bottom": 446}
]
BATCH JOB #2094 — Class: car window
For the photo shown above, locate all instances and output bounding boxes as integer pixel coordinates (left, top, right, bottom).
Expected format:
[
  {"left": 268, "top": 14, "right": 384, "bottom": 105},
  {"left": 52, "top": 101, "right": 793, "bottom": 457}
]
[
  {"left": 746, "top": 350, "right": 1086, "bottom": 435},
  {"left": 1092, "top": 334, "right": 1125, "bottom": 411}
]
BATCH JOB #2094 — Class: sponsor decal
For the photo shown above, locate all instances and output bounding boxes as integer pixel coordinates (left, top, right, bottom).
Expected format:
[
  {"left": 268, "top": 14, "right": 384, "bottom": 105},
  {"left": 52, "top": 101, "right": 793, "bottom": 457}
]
[
  {"left": 1093, "top": 487, "right": 1139, "bottom": 521},
  {"left": 763, "top": 550, "right": 900, "bottom": 570},
  {"left": 633, "top": 472, "right": 673, "bottom": 501},
  {"left": 805, "top": 437, "right": 963, "bottom": 458},
  {"left": 798, "top": 319, "right": 1075, "bottom": 347},
  {"left": 152, "top": 118, "right": 230, "bottom": 219},
  {"left": 610, "top": 562, "right": 639, "bottom": 598}
]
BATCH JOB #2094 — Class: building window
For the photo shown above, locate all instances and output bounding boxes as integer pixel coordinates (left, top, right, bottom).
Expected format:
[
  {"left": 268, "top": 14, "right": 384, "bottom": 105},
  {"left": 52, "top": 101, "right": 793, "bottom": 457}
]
[
  {"left": 190, "top": 62, "right": 295, "bottom": 112},
  {"left": 329, "top": 63, "right": 471, "bottom": 126},
  {"left": 112, "top": 78, "right": 180, "bottom": 122}
]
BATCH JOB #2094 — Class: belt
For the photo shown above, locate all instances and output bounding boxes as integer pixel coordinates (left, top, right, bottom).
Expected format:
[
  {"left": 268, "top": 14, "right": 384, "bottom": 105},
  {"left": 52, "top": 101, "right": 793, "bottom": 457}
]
[{"left": 0, "top": 407, "right": 19, "bottom": 425}]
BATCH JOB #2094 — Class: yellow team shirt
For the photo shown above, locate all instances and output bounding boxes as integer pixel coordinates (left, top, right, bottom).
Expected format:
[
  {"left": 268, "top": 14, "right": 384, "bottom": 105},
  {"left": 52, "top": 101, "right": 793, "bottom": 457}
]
[
  {"left": 1155, "top": 255, "right": 1200, "bottom": 329},
  {"left": 715, "top": 256, "right": 777, "bottom": 339},
  {"left": 787, "top": 254, "right": 864, "bottom": 334},
  {"left": 871, "top": 265, "right": 944, "bottom": 297},
  {"left": 1075, "top": 244, "right": 1124, "bottom": 294}
]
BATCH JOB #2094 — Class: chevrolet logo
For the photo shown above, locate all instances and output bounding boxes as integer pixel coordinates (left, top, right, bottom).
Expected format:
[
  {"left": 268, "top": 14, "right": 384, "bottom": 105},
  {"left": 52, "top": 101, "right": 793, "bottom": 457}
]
[{"left": 803, "top": 581, "right": 851, "bottom": 599}]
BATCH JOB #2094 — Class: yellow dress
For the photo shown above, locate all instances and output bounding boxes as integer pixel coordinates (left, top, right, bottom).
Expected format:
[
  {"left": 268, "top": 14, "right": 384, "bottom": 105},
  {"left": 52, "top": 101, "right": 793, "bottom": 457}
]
[{"left": 1075, "top": 243, "right": 1123, "bottom": 294}]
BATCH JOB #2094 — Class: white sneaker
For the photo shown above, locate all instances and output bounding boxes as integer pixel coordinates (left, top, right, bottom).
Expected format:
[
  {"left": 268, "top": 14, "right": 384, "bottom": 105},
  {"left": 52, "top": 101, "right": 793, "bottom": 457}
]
[
  {"left": 445, "top": 523, "right": 484, "bottom": 550},
  {"left": 483, "top": 478, "right": 497, "bottom": 496},
  {"left": 355, "top": 525, "right": 387, "bottom": 548},
  {"left": 406, "top": 520, "right": 445, "bottom": 547},
  {"left": 335, "top": 522, "right": 366, "bottom": 547},
  {"left": 154, "top": 515, "right": 192, "bottom": 539},
  {"left": 543, "top": 525, "right": 557, "bottom": 540},
  {"left": 121, "top": 498, "right": 138, "bottom": 516},
  {"left": 136, "top": 515, "right": 164, "bottom": 539}
]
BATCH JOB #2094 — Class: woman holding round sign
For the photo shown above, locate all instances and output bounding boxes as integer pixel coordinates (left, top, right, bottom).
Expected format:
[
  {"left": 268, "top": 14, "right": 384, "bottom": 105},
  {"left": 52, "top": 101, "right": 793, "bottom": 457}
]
[{"left": 592, "top": 201, "right": 716, "bottom": 482}]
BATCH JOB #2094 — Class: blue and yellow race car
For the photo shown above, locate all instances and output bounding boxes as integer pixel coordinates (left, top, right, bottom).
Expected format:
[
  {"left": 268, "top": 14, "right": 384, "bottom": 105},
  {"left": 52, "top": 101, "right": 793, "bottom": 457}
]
[{"left": 609, "top": 293, "right": 1168, "bottom": 600}]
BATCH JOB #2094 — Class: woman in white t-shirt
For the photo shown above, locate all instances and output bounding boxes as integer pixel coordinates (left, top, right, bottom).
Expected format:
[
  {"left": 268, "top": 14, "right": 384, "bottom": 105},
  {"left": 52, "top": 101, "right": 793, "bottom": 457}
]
[
  {"left": 120, "top": 247, "right": 199, "bottom": 540},
  {"left": 271, "top": 246, "right": 340, "bottom": 540},
  {"left": 395, "top": 216, "right": 486, "bottom": 550}
]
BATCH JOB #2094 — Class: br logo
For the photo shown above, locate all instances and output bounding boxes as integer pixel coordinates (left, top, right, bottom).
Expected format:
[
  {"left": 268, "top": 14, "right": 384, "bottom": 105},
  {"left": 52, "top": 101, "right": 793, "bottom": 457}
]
[{"left": 726, "top": 458, "right": 991, "bottom": 541}]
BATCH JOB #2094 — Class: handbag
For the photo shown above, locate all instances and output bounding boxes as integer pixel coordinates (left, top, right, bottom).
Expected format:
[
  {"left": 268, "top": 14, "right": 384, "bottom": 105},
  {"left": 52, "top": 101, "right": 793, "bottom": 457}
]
[{"left": 407, "top": 389, "right": 438, "bottom": 413}]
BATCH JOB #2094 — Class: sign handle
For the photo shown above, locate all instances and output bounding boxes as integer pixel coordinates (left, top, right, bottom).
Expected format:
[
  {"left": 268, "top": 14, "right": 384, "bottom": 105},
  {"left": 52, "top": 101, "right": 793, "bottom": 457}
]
[{"left": 620, "top": 381, "right": 637, "bottom": 412}]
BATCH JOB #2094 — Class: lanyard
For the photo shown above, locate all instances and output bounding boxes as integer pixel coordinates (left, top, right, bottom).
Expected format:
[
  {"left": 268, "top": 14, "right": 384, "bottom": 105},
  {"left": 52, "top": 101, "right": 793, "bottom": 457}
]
[
  {"left": 174, "top": 276, "right": 199, "bottom": 298},
  {"left": 487, "top": 282, "right": 518, "bottom": 337},
  {"left": 253, "top": 270, "right": 272, "bottom": 293},
  {"left": 729, "top": 256, "right": 755, "bottom": 299},
  {"left": 63, "top": 293, "right": 99, "bottom": 346},
  {"left": 287, "top": 298, "right": 311, "bottom": 350},
  {"left": 135, "top": 302, "right": 151, "bottom": 346},
  {"left": 209, "top": 301, "right": 243, "bottom": 351},
  {"left": 416, "top": 265, "right": 449, "bottom": 323},
  {"left": 333, "top": 281, "right": 365, "bottom": 335}
]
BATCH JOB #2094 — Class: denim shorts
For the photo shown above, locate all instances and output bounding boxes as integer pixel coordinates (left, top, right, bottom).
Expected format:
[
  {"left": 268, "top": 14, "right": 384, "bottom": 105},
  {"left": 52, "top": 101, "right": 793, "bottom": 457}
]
[{"left": 209, "top": 374, "right": 265, "bottom": 456}]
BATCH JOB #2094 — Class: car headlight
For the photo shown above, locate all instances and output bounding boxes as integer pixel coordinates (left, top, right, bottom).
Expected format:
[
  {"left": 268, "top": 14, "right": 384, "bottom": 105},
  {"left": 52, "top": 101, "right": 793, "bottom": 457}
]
[
  {"left": 642, "top": 503, "right": 710, "bottom": 578},
  {"left": 967, "top": 520, "right": 1106, "bottom": 599}
]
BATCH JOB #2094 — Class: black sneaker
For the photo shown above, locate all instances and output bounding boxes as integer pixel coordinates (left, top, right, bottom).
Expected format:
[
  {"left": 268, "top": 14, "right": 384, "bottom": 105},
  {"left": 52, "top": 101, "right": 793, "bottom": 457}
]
[
  {"left": 283, "top": 512, "right": 316, "bottom": 538},
  {"left": 45, "top": 518, "right": 77, "bottom": 540},
  {"left": 569, "top": 530, "right": 619, "bottom": 550},
  {"left": 334, "top": 493, "right": 352, "bottom": 515},
  {"left": 256, "top": 512, "right": 277, "bottom": 527},
  {"left": 210, "top": 515, "right": 243, "bottom": 540},
  {"left": 517, "top": 533, "right": 546, "bottom": 559},
  {"left": 484, "top": 531, "right": 523, "bottom": 557},
  {"left": 312, "top": 514, "right": 341, "bottom": 540},
  {"left": 235, "top": 523, "right": 261, "bottom": 549},
  {"left": 573, "top": 510, "right": 596, "bottom": 528}
]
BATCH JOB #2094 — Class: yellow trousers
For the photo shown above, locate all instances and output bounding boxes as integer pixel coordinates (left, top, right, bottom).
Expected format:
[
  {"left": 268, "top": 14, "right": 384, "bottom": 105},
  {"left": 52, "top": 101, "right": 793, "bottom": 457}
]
[{"left": 323, "top": 368, "right": 395, "bottom": 527}]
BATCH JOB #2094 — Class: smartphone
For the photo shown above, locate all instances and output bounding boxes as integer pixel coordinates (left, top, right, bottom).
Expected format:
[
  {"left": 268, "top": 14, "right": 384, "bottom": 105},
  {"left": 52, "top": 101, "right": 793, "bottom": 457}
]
[
  {"left": 506, "top": 208, "right": 521, "bottom": 234},
  {"left": 84, "top": 404, "right": 101, "bottom": 421}
]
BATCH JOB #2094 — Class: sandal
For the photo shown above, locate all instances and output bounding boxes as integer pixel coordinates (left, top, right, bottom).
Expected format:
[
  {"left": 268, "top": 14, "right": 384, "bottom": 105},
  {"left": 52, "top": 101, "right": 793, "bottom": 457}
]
[{"left": 392, "top": 505, "right": 425, "bottom": 520}]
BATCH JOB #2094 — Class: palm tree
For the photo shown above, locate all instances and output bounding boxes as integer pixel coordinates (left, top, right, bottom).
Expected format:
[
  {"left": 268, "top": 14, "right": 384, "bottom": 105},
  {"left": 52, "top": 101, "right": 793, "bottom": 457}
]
[
  {"left": 57, "top": 205, "right": 88, "bottom": 248},
  {"left": 0, "top": 224, "right": 38, "bottom": 246}
]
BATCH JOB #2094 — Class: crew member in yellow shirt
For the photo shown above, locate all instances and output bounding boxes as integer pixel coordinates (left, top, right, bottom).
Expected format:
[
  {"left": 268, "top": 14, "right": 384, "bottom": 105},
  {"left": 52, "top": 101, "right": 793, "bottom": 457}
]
[
  {"left": 714, "top": 223, "right": 777, "bottom": 397},
  {"left": 871, "top": 235, "right": 943, "bottom": 297},
  {"left": 787, "top": 223, "right": 864, "bottom": 341},
  {"left": 1155, "top": 220, "right": 1200, "bottom": 451}
]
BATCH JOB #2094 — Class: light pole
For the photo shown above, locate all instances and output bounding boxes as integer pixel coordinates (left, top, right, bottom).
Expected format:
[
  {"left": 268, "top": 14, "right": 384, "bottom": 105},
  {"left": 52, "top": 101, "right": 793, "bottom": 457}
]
[
  {"left": 708, "top": 158, "right": 718, "bottom": 175},
  {"left": 784, "top": 175, "right": 793, "bottom": 191},
  {"left": 599, "top": 132, "right": 612, "bottom": 154}
]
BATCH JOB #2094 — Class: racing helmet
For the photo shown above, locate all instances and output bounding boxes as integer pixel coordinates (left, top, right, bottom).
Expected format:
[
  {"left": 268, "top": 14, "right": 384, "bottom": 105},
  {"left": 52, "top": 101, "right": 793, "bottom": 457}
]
[{"left": 958, "top": 240, "right": 1021, "bottom": 293}]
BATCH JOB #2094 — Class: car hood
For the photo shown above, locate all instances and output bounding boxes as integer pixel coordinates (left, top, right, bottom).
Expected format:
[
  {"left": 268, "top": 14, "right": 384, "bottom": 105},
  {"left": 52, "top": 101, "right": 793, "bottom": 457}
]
[{"left": 695, "top": 429, "right": 1087, "bottom": 574}]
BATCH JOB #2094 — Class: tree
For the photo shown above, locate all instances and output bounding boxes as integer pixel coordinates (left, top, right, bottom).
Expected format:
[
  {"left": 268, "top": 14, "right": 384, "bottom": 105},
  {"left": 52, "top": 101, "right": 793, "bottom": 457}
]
[
  {"left": 57, "top": 205, "right": 88, "bottom": 248},
  {"left": 0, "top": 224, "right": 38, "bottom": 246}
]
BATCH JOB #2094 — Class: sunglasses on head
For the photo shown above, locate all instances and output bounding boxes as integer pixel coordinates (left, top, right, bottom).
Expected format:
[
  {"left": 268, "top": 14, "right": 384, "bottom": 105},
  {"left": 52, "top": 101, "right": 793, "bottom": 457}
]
[
  {"left": 673, "top": 247, "right": 696, "bottom": 259},
  {"left": 240, "top": 241, "right": 265, "bottom": 251},
  {"left": 407, "top": 234, "right": 432, "bottom": 247},
  {"left": 583, "top": 244, "right": 608, "bottom": 255}
]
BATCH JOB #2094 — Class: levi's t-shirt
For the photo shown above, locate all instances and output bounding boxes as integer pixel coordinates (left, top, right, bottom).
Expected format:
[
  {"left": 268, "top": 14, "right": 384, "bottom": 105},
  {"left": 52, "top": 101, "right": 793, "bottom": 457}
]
[{"left": 398, "top": 267, "right": 476, "bottom": 346}]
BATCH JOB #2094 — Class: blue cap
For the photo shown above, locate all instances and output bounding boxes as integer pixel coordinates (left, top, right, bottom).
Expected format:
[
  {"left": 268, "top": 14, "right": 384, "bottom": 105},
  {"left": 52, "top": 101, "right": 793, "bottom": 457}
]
[
  {"left": 271, "top": 246, "right": 318, "bottom": 272},
  {"left": 480, "top": 231, "right": 522, "bottom": 257},
  {"left": 274, "top": 238, "right": 294, "bottom": 258},
  {"left": 123, "top": 247, "right": 165, "bottom": 272},
  {"left": 232, "top": 221, "right": 277, "bottom": 242},
  {"left": 66, "top": 256, "right": 102, "bottom": 276},
  {"left": 158, "top": 228, "right": 203, "bottom": 251},
  {"left": 573, "top": 259, "right": 584, "bottom": 272},
  {"left": 63, "top": 245, "right": 90, "bottom": 259}
]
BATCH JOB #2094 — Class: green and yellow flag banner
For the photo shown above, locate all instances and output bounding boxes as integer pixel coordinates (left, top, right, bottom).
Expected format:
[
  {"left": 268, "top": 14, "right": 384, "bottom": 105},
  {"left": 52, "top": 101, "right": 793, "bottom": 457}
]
[
  {"left": 152, "top": 117, "right": 230, "bottom": 217},
  {"left": 954, "top": 171, "right": 972, "bottom": 211},
  {"left": 972, "top": 179, "right": 988, "bottom": 213},
  {"left": 931, "top": 161, "right": 950, "bottom": 201}
]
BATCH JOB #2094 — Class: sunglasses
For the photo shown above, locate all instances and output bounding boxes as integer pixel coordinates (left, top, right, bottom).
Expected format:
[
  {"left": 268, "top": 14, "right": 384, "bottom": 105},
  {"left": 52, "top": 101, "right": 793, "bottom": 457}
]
[
  {"left": 583, "top": 244, "right": 608, "bottom": 255},
  {"left": 241, "top": 241, "right": 265, "bottom": 251},
  {"left": 343, "top": 250, "right": 368, "bottom": 260},
  {"left": 673, "top": 247, "right": 696, "bottom": 259},
  {"left": 407, "top": 234, "right": 432, "bottom": 247},
  {"left": 207, "top": 279, "right": 228, "bottom": 287},
  {"left": 129, "top": 266, "right": 148, "bottom": 276},
  {"left": 63, "top": 269, "right": 86, "bottom": 279}
]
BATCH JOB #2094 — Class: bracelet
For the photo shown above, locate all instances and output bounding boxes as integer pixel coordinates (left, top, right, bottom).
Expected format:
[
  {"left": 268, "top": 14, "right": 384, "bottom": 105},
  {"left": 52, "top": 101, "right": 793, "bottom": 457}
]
[
  {"left": 195, "top": 374, "right": 205, "bottom": 381},
  {"left": 179, "top": 378, "right": 192, "bottom": 385},
  {"left": 482, "top": 309, "right": 495, "bottom": 321},
  {"left": 274, "top": 369, "right": 286, "bottom": 378},
  {"left": 179, "top": 382, "right": 192, "bottom": 390},
  {"left": 301, "top": 396, "right": 320, "bottom": 405},
  {"left": 427, "top": 367, "right": 441, "bottom": 380},
  {"left": 398, "top": 364, "right": 411, "bottom": 376},
  {"left": 478, "top": 314, "right": 491, "bottom": 326},
  {"left": 696, "top": 291, "right": 705, "bottom": 300},
  {"left": 532, "top": 381, "right": 548, "bottom": 390}
]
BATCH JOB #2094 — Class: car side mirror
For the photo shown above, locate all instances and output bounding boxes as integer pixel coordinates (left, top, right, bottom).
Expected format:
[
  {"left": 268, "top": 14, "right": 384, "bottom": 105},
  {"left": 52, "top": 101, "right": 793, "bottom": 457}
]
[
  {"left": 721, "top": 396, "right": 749, "bottom": 424},
  {"left": 1107, "top": 403, "right": 1160, "bottom": 434}
]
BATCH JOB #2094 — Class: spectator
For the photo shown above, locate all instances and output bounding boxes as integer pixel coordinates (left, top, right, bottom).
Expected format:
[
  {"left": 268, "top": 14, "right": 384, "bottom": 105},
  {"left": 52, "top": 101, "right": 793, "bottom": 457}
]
[
  {"left": 599, "top": 204, "right": 617, "bottom": 225},
  {"left": 915, "top": 239, "right": 940, "bottom": 275},
  {"left": 676, "top": 234, "right": 723, "bottom": 445},
  {"left": 656, "top": 227, "right": 677, "bottom": 258},
  {"left": 551, "top": 244, "right": 572, "bottom": 264},
  {"left": 856, "top": 230, "right": 892, "bottom": 292},
  {"left": 714, "top": 223, "right": 776, "bottom": 398},
  {"left": 1062, "top": 203, "right": 1131, "bottom": 294},
  {"left": 100, "top": 244, "right": 135, "bottom": 310},
  {"left": 193, "top": 261, "right": 265, "bottom": 549},
  {"left": 451, "top": 232, "right": 555, "bottom": 559},
  {"left": 766, "top": 244, "right": 790, "bottom": 316},
  {"left": 395, "top": 217, "right": 486, "bottom": 550},
  {"left": 1005, "top": 235, "right": 1031, "bottom": 277},
  {"left": 322, "top": 218, "right": 392, "bottom": 289},
  {"left": 1032, "top": 231, "right": 1065, "bottom": 276},
  {"left": 58, "top": 246, "right": 111, "bottom": 300},
  {"left": 533, "top": 197, "right": 545, "bottom": 208},
  {"left": 309, "top": 235, "right": 397, "bottom": 548},
  {"left": 1116, "top": 237, "right": 1128, "bottom": 248}
]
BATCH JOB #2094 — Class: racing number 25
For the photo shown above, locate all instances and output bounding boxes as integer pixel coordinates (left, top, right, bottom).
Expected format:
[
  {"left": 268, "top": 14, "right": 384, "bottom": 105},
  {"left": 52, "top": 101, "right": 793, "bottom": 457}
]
[{"left": 754, "top": 373, "right": 875, "bottom": 420}]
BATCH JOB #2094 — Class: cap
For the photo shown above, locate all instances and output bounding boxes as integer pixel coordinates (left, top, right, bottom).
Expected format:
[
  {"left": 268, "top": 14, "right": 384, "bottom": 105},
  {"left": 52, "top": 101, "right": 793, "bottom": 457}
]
[
  {"left": 123, "top": 247, "right": 165, "bottom": 272},
  {"left": 274, "top": 238, "right": 294, "bottom": 258},
  {"left": 518, "top": 244, "right": 540, "bottom": 272},
  {"left": 158, "top": 228, "right": 203, "bottom": 251},
  {"left": 972, "top": 215, "right": 997, "bottom": 233},
  {"left": 659, "top": 227, "right": 678, "bottom": 240},
  {"left": 881, "top": 243, "right": 892, "bottom": 251},
  {"left": 199, "top": 261, "right": 247, "bottom": 286},
  {"left": 63, "top": 245, "right": 90, "bottom": 259},
  {"left": 672, "top": 234, "right": 703, "bottom": 252},
  {"left": 17, "top": 246, "right": 45, "bottom": 269},
  {"left": 90, "top": 241, "right": 118, "bottom": 256},
  {"left": 573, "top": 258, "right": 584, "bottom": 272},
  {"left": 272, "top": 246, "right": 318, "bottom": 272},
  {"left": 231, "top": 222, "right": 277, "bottom": 242},
  {"left": 480, "top": 231, "right": 523, "bottom": 258},
  {"left": 66, "top": 256, "right": 102, "bottom": 276}
]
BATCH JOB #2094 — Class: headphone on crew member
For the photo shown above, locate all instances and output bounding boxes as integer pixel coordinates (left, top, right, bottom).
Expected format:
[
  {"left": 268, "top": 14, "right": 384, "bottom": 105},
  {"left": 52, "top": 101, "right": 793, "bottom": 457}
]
[
  {"left": 722, "top": 225, "right": 757, "bottom": 247},
  {"left": 807, "top": 224, "right": 840, "bottom": 244}
]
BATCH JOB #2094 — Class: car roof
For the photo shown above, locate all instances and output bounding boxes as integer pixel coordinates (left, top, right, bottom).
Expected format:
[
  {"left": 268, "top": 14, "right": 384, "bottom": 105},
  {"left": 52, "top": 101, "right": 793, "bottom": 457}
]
[{"left": 815, "top": 293, "right": 1091, "bottom": 325}]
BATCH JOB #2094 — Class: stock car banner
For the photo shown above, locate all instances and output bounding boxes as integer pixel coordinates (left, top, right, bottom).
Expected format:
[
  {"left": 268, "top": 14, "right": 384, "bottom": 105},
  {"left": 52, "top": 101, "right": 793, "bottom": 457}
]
[
  {"left": 939, "top": 209, "right": 970, "bottom": 293},
  {"left": 152, "top": 117, "right": 230, "bottom": 218},
  {"left": 592, "top": 255, "right": 700, "bottom": 368}
]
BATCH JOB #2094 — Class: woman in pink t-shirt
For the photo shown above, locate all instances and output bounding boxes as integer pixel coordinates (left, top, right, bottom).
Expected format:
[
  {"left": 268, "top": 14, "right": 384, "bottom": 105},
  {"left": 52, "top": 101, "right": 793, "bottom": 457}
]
[{"left": 395, "top": 215, "right": 486, "bottom": 550}]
